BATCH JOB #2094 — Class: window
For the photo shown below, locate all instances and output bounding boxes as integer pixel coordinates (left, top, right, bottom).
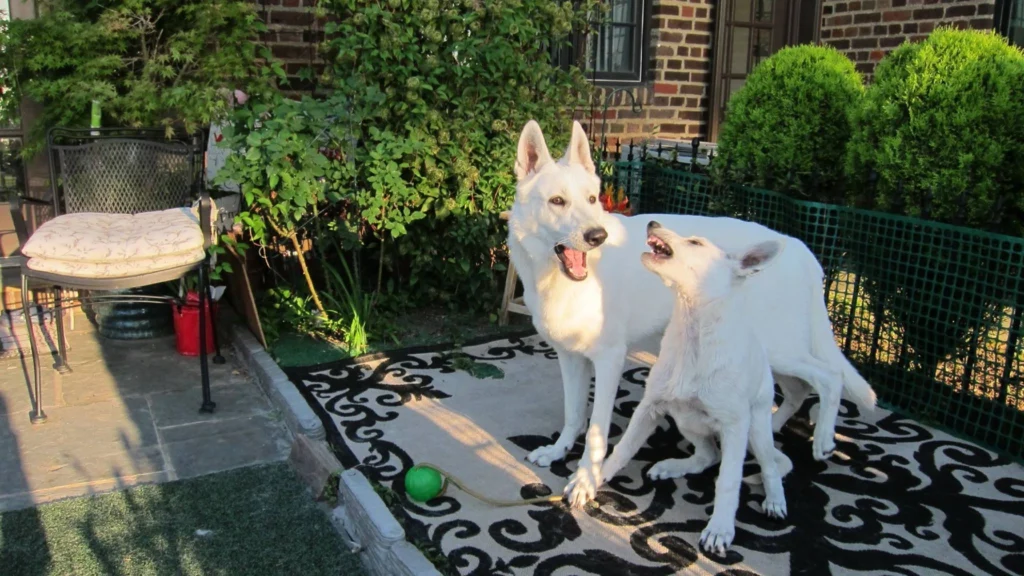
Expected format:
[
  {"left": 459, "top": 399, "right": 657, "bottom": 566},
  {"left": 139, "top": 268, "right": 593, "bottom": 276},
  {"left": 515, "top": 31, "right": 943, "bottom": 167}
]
[
  {"left": 708, "top": 0, "right": 821, "bottom": 140},
  {"left": 996, "top": 0, "right": 1024, "bottom": 47},
  {"left": 552, "top": 0, "right": 652, "bottom": 84}
]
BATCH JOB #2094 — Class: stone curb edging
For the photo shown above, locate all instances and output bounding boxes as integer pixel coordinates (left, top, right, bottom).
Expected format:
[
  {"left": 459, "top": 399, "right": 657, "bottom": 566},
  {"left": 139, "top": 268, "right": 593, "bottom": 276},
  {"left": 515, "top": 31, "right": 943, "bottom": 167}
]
[
  {"left": 230, "top": 323, "right": 439, "bottom": 576},
  {"left": 230, "top": 323, "right": 325, "bottom": 440},
  {"left": 332, "top": 470, "right": 442, "bottom": 576}
]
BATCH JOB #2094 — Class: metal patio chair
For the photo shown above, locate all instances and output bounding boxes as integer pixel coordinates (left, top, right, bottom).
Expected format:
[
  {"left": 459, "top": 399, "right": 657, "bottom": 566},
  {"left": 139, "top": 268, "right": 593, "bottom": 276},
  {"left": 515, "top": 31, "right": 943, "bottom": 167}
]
[{"left": 8, "top": 127, "right": 224, "bottom": 424}]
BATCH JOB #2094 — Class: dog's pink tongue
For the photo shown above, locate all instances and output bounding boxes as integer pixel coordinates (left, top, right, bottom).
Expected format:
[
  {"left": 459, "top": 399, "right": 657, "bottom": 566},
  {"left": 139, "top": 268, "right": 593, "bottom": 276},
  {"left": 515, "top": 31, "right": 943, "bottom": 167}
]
[{"left": 563, "top": 248, "right": 586, "bottom": 276}]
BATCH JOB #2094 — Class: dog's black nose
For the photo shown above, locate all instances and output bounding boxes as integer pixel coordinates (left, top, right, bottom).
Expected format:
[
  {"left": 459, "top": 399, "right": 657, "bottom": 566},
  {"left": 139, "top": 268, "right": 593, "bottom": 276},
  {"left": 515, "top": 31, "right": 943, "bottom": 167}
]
[
  {"left": 648, "top": 221, "right": 661, "bottom": 232},
  {"left": 584, "top": 227, "right": 608, "bottom": 247}
]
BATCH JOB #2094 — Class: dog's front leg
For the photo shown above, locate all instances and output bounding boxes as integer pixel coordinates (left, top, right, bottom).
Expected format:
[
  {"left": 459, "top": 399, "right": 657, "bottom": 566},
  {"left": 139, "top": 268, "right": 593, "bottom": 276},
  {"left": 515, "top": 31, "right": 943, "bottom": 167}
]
[
  {"left": 565, "top": 346, "right": 627, "bottom": 508},
  {"left": 599, "top": 398, "right": 660, "bottom": 482},
  {"left": 699, "top": 414, "right": 751, "bottom": 556},
  {"left": 527, "top": 346, "right": 589, "bottom": 467}
]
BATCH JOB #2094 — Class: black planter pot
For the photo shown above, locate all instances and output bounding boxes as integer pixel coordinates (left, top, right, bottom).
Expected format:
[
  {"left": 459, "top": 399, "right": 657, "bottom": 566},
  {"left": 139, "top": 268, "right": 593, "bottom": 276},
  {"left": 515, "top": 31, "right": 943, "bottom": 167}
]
[{"left": 82, "top": 286, "right": 175, "bottom": 340}]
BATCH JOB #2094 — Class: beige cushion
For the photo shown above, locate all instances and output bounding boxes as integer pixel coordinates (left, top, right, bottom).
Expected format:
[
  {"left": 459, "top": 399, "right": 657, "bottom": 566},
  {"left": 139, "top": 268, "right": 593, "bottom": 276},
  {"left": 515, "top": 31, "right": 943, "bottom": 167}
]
[
  {"left": 26, "top": 250, "right": 205, "bottom": 278},
  {"left": 22, "top": 203, "right": 216, "bottom": 279}
]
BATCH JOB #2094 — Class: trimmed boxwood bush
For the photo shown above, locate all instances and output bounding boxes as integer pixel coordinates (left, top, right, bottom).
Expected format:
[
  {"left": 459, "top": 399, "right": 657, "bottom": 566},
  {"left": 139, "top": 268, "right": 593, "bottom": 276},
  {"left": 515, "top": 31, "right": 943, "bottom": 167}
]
[
  {"left": 846, "top": 27, "right": 1024, "bottom": 236},
  {"left": 713, "top": 44, "right": 863, "bottom": 203}
]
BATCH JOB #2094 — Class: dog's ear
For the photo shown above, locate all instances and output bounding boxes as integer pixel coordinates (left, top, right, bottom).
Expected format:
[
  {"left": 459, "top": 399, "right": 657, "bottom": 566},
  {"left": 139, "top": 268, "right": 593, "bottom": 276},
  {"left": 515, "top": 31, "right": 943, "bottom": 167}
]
[
  {"left": 563, "top": 121, "right": 596, "bottom": 175},
  {"left": 733, "top": 239, "right": 784, "bottom": 277},
  {"left": 516, "top": 120, "right": 553, "bottom": 181}
]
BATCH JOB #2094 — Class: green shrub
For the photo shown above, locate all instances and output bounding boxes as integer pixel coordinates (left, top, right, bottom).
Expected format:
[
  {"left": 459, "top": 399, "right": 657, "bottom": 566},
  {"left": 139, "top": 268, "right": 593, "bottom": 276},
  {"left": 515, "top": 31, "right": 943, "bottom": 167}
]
[
  {"left": 0, "top": 0, "right": 279, "bottom": 156},
  {"left": 846, "top": 27, "right": 1024, "bottom": 236},
  {"left": 713, "top": 44, "right": 863, "bottom": 203},
  {"left": 320, "top": 0, "right": 594, "bottom": 314}
]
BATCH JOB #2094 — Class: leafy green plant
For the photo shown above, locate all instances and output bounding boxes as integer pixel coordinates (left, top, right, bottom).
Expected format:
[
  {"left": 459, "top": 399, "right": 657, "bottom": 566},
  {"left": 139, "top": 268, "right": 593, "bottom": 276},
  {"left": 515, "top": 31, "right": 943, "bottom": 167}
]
[
  {"left": 0, "top": 0, "right": 279, "bottom": 155},
  {"left": 846, "top": 27, "right": 1024, "bottom": 235},
  {"left": 713, "top": 44, "right": 863, "bottom": 203},
  {"left": 843, "top": 28, "right": 1024, "bottom": 383},
  {"left": 319, "top": 0, "right": 595, "bottom": 314}
]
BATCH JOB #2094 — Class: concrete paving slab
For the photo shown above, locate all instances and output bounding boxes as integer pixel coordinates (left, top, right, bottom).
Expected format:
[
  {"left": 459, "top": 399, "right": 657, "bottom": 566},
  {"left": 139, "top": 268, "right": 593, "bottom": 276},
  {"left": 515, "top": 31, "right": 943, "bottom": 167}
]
[{"left": 0, "top": 319, "right": 292, "bottom": 513}]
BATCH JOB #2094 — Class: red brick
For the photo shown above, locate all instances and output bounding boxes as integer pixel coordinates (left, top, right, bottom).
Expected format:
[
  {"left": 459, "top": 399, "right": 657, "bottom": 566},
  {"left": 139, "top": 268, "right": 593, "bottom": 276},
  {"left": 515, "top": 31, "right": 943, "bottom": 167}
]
[
  {"left": 823, "top": 4, "right": 834, "bottom": 14},
  {"left": 269, "top": 10, "right": 309, "bottom": 26},
  {"left": 852, "top": 37, "right": 878, "bottom": 49},
  {"left": 862, "top": 0, "right": 877, "bottom": 10},
  {"left": 695, "top": 8, "right": 709, "bottom": 18},
  {"left": 828, "top": 39, "right": 852, "bottom": 50},
  {"left": 653, "top": 17, "right": 667, "bottom": 28},
  {"left": 849, "top": 1, "right": 862, "bottom": 10},
  {"left": 653, "top": 96, "right": 671, "bottom": 106},
  {"left": 668, "top": 19, "right": 694, "bottom": 30},
  {"left": 978, "top": 3, "right": 994, "bottom": 15},
  {"left": 653, "top": 4, "right": 679, "bottom": 15},
  {"left": 854, "top": 12, "right": 881, "bottom": 23},
  {"left": 694, "top": 20, "right": 712, "bottom": 31},
  {"left": 873, "top": 24, "right": 887, "bottom": 34},
  {"left": 944, "top": 4, "right": 976, "bottom": 17},
  {"left": 649, "top": 109, "right": 677, "bottom": 119},
  {"left": 681, "top": 5, "right": 695, "bottom": 17},
  {"left": 969, "top": 17, "right": 993, "bottom": 28},
  {"left": 678, "top": 84, "right": 704, "bottom": 95},
  {"left": 879, "top": 36, "right": 905, "bottom": 47},
  {"left": 686, "top": 33, "right": 711, "bottom": 44},
  {"left": 919, "top": 21, "right": 936, "bottom": 33},
  {"left": 870, "top": 50, "right": 885, "bottom": 61},
  {"left": 690, "top": 72, "right": 709, "bottom": 83},
  {"left": 659, "top": 124, "right": 689, "bottom": 134},
  {"left": 684, "top": 59, "right": 709, "bottom": 70},
  {"left": 665, "top": 71, "right": 690, "bottom": 81},
  {"left": 670, "top": 97, "right": 686, "bottom": 106},
  {"left": 831, "top": 14, "right": 853, "bottom": 25},
  {"left": 272, "top": 44, "right": 310, "bottom": 60},
  {"left": 903, "top": 22, "right": 918, "bottom": 33},
  {"left": 653, "top": 83, "right": 677, "bottom": 95},
  {"left": 821, "top": 29, "right": 832, "bottom": 38},
  {"left": 884, "top": 9, "right": 912, "bottom": 21},
  {"left": 679, "top": 110, "right": 704, "bottom": 121},
  {"left": 660, "top": 31, "right": 684, "bottom": 43},
  {"left": 656, "top": 46, "right": 674, "bottom": 57},
  {"left": 676, "top": 46, "right": 690, "bottom": 57},
  {"left": 913, "top": 7, "right": 943, "bottom": 19},
  {"left": 667, "top": 59, "right": 683, "bottom": 70},
  {"left": 834, "top": 2, "right": 850, "bottom": 12}
]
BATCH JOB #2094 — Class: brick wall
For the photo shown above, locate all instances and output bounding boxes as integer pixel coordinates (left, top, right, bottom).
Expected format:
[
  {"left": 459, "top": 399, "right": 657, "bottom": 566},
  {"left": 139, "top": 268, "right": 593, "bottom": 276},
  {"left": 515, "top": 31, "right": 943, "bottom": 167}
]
[
  {"left": 253, "top": 0, "right": 325, "bottom": 91},
  {"left": 821, "top": 0, "right": 996, "bottom": 78},
  {"left": 590, "top": 0, "right": 715, "bottom": 147}
]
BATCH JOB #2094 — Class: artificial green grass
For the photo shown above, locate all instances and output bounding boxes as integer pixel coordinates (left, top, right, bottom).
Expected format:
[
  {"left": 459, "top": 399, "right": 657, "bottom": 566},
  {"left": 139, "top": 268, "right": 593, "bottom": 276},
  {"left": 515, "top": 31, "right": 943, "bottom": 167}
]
[{"left": 0, "top": 463, "right": 364, "bottom": 576}]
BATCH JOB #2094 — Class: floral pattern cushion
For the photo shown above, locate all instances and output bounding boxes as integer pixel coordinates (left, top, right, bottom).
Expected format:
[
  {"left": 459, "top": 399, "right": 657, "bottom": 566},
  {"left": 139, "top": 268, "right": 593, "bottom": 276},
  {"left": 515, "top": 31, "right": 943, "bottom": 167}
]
[
  {"left": 26, "top": 249, "right": 205, "bottom": 278},
  {"left": 21, "top": 201, "right": 218, "bottom": 279}
]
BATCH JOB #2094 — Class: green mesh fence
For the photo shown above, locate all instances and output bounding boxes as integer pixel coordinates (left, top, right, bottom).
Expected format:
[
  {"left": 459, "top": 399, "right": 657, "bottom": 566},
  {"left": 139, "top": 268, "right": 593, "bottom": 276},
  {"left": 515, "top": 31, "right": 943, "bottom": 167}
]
[{"left": 604, "top": 162, "right": 1024, "bottom": 460}]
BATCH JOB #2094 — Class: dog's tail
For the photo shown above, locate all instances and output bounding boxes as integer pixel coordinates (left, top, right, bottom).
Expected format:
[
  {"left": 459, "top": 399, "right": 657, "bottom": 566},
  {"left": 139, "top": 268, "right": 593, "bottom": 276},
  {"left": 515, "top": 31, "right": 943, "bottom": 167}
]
[{"left": 805, "top": 250, "right": 877, "bottom": 412}]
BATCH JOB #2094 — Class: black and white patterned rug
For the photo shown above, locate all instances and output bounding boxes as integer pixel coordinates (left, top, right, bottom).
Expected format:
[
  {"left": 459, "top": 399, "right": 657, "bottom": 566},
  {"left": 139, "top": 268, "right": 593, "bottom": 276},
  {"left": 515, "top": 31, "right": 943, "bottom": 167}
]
[{"left": 287, "top": 334, "right": 1024, "bottom": 576}]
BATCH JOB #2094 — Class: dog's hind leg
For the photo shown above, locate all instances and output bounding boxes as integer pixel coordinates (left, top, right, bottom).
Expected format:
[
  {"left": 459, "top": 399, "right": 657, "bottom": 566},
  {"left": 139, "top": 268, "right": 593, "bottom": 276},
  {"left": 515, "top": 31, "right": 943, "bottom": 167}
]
[
  {"left": 648, "top": 408, "right": 719, "bottom": 480},
  {"left": 528, "top": 346, "right": 590, "bottom": 467},
  {"left": 565, "top": 345, "right": 628, "bottom": 508},
  {"left": 599, "top": 398, "right": 661, "bottom": 482},
  {"left": 772, "top": 356, "right": 841, "bottom": 461},
  {"left": 771, "top": 374, "right": 808, "bottom": 433}
]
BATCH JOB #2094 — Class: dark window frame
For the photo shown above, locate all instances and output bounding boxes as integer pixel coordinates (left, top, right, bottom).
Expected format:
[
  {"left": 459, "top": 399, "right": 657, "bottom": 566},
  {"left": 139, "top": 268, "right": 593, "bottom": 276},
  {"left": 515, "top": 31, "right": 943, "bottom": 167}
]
[
  {"left": 552, "top": 0, "right": 654, "bottom": 86},
  {"left": 707, "top": 0, "right": 822, "bottom": 141},
  {"left": 995, "top": 0, "right": 1024, "bottom": 47}
]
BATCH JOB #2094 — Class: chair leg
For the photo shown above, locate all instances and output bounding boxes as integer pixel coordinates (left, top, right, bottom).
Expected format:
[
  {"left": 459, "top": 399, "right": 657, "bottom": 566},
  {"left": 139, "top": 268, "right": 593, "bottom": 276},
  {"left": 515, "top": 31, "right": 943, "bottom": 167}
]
[
  {"left": 207, "top": 286, "right": 225, "bottom": 365},
  {"left": 198, "top": 263, "right": 216, "bottom": 414},
  {"left": 22, "top": 275, "right": 46, "bottom": 424},
  {"left": 52, "top": 287, "right": 72, "bottom": 374}
]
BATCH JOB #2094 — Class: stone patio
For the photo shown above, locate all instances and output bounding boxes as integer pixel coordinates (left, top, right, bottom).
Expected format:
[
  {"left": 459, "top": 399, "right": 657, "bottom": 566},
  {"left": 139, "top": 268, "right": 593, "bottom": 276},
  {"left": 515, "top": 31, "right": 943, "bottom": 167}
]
[{"left": 0, "top": 313, "right": 292, "bottom": 512}]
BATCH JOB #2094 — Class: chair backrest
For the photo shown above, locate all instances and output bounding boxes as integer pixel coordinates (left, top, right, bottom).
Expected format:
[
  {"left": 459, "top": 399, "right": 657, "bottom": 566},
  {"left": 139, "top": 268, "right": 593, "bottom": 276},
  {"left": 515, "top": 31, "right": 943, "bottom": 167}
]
[{"left": 47, "top": 128, "right": 201, "bottom": 216}]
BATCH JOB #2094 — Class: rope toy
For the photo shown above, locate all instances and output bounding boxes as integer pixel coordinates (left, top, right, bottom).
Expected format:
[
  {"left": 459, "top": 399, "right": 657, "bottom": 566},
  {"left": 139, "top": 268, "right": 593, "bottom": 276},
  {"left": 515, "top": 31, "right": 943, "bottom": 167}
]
[{"left": 404, "top": 463, "right": 564, "bottom": 507}]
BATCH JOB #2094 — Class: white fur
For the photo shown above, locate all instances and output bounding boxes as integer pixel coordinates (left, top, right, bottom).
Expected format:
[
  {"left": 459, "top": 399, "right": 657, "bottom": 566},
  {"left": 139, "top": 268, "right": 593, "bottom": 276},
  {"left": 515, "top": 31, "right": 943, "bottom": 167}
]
[
  {"left": 598, "top": 225, "right": 793, "bottom": 555},
  {"left": 507, "top": 120, "right": 877, "bottom": 509}
]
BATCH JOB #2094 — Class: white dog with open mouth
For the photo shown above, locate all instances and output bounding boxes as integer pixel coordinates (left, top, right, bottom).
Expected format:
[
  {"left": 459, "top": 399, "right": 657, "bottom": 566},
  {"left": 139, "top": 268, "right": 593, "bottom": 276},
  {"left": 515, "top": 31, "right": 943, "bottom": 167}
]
[
  {"left": 598, "top": 221, "right": 792, "bottom": 554},
  {"left": 507, "top": 120, "right": 876, "bottom": 508}
]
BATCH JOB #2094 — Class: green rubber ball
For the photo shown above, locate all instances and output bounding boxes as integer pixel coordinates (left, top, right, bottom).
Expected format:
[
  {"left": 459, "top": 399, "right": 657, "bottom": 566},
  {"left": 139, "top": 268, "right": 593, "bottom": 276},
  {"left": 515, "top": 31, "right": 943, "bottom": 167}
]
[{"left": 405, "top": 465, "right": 446, "bottom": 502}]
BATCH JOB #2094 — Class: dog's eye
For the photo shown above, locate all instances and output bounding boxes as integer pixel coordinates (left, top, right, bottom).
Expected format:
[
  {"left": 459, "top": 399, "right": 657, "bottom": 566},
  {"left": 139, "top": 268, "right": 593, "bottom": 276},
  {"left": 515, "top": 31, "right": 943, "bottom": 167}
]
[
  {"left": 687, "top": 239, "right": 703, "bottom": 247},
  {"left": 549, "top": 197, "right": 565, "bottom": 206},
  {"left": 588, "top": 196, "right": 597, "bottom": 204}
]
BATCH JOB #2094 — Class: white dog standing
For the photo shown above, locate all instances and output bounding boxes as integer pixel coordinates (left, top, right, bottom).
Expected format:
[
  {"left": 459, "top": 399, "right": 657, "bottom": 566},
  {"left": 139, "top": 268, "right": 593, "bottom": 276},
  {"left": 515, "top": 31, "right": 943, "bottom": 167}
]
[
  {"left": 598, "top": 221, "right": 792, "bottom": 554},
  {"left": 507, "top": 120, "right": 876, "bottom": 508}
]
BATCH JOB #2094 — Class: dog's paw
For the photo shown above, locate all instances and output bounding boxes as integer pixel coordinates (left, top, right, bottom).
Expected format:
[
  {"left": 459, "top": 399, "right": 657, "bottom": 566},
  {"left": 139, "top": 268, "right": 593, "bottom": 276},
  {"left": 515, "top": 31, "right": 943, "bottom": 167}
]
[
  {"left": 648, "top": 457, "right": 709, "bottom": 480},
  {"left": 763, "top": 497, "right": 788, "bottom": 520},
  {"left": 564, "top": 466, "right": 600, "bottom": 509},
  {"left": 811, "top": 433, "right": 836, "bottom": 461},
  {"left": 527, "top": 443, "right": 569, "bottom": 467},
  {"left": 699, "top": 517, "right": 736, "bottom": 556}
]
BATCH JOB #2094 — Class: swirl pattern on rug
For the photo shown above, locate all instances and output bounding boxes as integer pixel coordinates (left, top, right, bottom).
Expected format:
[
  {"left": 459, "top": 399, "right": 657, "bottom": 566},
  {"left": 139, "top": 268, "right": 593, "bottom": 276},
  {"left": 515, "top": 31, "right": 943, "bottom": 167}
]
[{"left": 286, "top": 335, "right": 1024, "bottom": 576}]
